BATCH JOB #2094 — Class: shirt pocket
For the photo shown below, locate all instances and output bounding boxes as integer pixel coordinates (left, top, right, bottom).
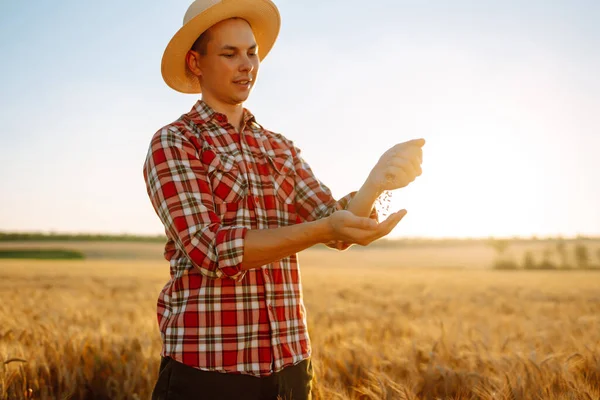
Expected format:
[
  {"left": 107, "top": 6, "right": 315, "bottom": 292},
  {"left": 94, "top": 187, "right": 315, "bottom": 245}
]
[
  {"left": 265, "top": 151, "right": 296, "bottom": 205},
  {"left": 202, "top": 145, "right": 248, "bottom": 204}
]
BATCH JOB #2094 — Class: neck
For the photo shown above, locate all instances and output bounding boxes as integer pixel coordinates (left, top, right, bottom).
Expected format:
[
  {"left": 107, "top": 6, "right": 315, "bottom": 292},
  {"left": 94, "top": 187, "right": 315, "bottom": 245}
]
[{"left": 201, "top": 95, "right": 244, "bottom": 132}]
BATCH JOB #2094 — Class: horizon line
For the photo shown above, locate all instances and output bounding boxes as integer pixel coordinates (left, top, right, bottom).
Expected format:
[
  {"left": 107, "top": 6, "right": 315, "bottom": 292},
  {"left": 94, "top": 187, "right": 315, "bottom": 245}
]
[{"left": 1, "top": 230, "right": 599, "bottom": 242}]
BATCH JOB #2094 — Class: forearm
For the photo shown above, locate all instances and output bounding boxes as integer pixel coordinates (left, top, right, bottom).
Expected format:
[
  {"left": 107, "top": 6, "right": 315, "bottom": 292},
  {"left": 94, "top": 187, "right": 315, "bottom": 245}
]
[
  {"left": 240, "top": 218, "right": 333, "bottom": 271},
  {"left": 346, "top": 179, "right": 382, "bottom": 219}
]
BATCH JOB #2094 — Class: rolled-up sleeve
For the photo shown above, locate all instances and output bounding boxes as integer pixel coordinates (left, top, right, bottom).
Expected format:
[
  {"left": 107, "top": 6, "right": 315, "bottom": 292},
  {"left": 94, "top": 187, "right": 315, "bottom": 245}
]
[
  {"left": 143, "top": 127, "right": 247, "bottom": 281},
  {"left": 290, "top": 145, "right": 379, "bottom": 250}
]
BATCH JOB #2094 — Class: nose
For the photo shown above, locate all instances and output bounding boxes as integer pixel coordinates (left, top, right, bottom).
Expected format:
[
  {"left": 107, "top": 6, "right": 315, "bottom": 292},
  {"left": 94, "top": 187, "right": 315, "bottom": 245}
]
[{"left": 239, "top": 54, "right": 255, "bottom": 73}]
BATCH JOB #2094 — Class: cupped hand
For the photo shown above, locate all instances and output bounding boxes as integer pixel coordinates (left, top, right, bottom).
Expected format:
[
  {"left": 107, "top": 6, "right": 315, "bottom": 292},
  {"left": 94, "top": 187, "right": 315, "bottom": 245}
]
[{"left": 326, "top": 209, "right": 408, "bottom": 247}]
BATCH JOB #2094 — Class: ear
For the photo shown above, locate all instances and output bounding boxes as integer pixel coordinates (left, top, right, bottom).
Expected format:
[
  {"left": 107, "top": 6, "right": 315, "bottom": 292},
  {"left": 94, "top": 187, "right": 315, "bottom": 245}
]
[{"left": 185, "top": 50, "right": 202, "bottom": 78}]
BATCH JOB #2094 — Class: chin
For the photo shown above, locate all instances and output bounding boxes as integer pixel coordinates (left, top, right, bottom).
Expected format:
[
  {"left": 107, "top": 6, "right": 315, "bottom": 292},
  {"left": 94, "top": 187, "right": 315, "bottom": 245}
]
[{"left": 230, "top": 94, "right": 250, "bottom": 104}]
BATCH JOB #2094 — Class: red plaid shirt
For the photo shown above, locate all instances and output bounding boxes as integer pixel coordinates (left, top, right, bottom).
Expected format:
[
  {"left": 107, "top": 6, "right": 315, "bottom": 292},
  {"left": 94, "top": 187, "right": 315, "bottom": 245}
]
[{"left": 143, "top": 99, "right": 379, "bottom": 376}]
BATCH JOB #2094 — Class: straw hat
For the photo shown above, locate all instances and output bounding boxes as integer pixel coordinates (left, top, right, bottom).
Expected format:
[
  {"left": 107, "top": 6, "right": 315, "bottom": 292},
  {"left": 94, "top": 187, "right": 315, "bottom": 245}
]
[{"left": 161, "top": 0, "right": 281, "bottom": 94}]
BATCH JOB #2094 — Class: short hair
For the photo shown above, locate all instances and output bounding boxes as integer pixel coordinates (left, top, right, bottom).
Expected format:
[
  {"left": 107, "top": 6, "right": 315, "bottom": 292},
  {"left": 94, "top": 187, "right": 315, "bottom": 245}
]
[
  {"left": 190, "top": 17, "right": 249, "bottom": 56},
  {"left": 191, "top": 30, "right": 211, "bottom": 56}
]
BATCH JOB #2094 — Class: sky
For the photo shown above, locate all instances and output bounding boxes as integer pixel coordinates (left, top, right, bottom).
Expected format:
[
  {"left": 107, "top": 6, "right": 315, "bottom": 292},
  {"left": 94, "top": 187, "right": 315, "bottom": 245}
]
[{"left": 1, "top": 0, "right": 599, "bottom": 239}]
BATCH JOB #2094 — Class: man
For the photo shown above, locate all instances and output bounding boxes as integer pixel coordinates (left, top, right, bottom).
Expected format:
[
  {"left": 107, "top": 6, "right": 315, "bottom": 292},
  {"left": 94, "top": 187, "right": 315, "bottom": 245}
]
[{"left": 143, "top": 0, "right": 425, "bottom": 399}]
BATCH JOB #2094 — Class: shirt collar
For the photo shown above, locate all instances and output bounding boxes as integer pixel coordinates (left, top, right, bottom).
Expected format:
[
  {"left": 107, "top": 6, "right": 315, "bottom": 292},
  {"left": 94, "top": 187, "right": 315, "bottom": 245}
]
[{"left": 188, "top": 99, "right": 258, "bottom": 127}]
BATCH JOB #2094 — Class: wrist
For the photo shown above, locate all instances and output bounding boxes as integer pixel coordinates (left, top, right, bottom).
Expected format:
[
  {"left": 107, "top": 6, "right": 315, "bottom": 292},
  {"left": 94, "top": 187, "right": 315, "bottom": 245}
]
[
  {"left": 361, "top": 177, "right": 384, "bottom": 199},
  {"left": 315, "top": 216, "right": 336, "bottom": 243}
]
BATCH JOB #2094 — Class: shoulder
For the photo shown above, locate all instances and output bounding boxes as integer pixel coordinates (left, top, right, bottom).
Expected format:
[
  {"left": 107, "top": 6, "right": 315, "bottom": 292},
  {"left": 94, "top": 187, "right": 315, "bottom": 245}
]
[
  {"left": 144, "top": 116, "right": 205, "bottom": 170},
  {"left": 148, "top": 115, "right": 202, "bottom": 150}
]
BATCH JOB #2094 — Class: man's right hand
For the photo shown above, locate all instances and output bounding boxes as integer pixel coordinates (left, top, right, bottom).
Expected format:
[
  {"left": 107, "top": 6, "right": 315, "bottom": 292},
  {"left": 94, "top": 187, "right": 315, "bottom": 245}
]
[{"left": 325, "top": 209, "right": 408, "bottom": 247}]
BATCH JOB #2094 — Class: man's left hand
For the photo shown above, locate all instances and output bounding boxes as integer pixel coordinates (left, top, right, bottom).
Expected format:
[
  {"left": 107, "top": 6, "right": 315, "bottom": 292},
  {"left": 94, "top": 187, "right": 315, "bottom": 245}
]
[{"left": 366, "top": 138, "right": 425, "bottom": 194}]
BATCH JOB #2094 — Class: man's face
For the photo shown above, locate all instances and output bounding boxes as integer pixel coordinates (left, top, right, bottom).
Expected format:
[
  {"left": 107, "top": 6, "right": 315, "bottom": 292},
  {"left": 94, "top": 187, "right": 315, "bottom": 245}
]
[{"left": 193, "top": 18, "right": 259, "bottom": 105}]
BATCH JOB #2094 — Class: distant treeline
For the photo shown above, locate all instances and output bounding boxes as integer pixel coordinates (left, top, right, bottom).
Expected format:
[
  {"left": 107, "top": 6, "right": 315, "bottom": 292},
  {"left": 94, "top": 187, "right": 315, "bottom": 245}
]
[
  {"left": 0, "top": 232, "right": 167, "bottom": 243},
  {"left": 0, "top": 249, "right": 85, "bottom": 260},
  {"left": 490, "top": 237, "right": 600, "bottom": 270},
  {"left": 1, "top": 231, "right": 597, "bottom": 246}
]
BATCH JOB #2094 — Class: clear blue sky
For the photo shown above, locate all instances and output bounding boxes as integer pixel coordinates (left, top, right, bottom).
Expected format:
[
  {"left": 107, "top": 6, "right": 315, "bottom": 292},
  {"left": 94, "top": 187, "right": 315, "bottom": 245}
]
[{"left": 1, "top": 0, "right": 599, "bottom": 238}]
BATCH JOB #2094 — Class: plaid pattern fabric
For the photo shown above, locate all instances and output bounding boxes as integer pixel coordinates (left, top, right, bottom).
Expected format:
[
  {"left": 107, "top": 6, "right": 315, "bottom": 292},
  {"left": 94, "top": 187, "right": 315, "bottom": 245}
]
[{"left": 143, "top": 100, "right": 379, "bottom": 376}]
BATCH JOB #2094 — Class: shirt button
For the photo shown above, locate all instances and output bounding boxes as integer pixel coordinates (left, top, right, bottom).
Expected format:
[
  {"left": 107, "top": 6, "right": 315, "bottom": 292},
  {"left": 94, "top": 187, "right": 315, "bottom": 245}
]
[
  {"left": 264, "top": 269, "right": 269, "bottom": 275},
  {"left": 268, "top": 304, "right": 273, "bottom": 310}
]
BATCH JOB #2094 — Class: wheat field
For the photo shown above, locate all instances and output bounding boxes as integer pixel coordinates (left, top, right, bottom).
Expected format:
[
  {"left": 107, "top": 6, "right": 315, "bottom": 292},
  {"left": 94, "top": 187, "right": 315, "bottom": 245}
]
[{"left": 1, "top": 244, "right": 599, "bottom": 399}]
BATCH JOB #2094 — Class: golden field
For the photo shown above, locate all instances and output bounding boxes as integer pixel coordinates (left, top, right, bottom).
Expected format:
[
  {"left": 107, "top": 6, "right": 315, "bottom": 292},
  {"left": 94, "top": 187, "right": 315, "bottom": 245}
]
[{"left": 1, "top": 241, "right": 599, "bottom": 399}]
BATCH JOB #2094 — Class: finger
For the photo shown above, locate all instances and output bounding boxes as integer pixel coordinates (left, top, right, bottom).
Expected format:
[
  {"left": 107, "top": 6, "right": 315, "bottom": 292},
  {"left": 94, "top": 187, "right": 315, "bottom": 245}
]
[
  {"left": 414, "top": 147, "right": 423, "bottom": 164},
  {"left": 408, "top": 155, "right": 422, "bottom": 176},
  {"left": 403, "top": 138, "right": 426, "bottom": 148},
  {"left": 346, "top": 210, "right": 405, "bottom": 245},
  {"left": 389, "top": 157, "right": 420, "bottom": 175},
  {"left": 390, "top": 140, "right": 425, "bottom": 158},
  {"left": 392, "top": 147, "right": 419, "bottom": 162},
  {"left": 408, "top": 146, "right": 423, "bottom": 161},
  {"left": 376, "top": 210, "right": 408, "bottom": 236},
  {"left": 388, "top": 162, "right": 417, "bottom": 181},
  {"left": 399, "top": 161, "right": 418, "bottom": 180},
  {"left": 400, "top": 148, "right": 423, "bottom": 170}
]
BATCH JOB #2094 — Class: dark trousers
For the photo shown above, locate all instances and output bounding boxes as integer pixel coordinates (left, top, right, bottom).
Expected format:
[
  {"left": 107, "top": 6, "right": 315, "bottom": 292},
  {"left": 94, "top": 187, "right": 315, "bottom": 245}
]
[{"left": 151, "top": 356, "right": 314, "bottom": 400}]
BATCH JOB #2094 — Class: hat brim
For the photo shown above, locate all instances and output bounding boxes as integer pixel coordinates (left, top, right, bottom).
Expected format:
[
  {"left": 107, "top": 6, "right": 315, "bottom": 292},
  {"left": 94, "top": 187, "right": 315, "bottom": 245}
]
[{"left": 161, "top": 0, "right": 281, "bottom": 94}]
